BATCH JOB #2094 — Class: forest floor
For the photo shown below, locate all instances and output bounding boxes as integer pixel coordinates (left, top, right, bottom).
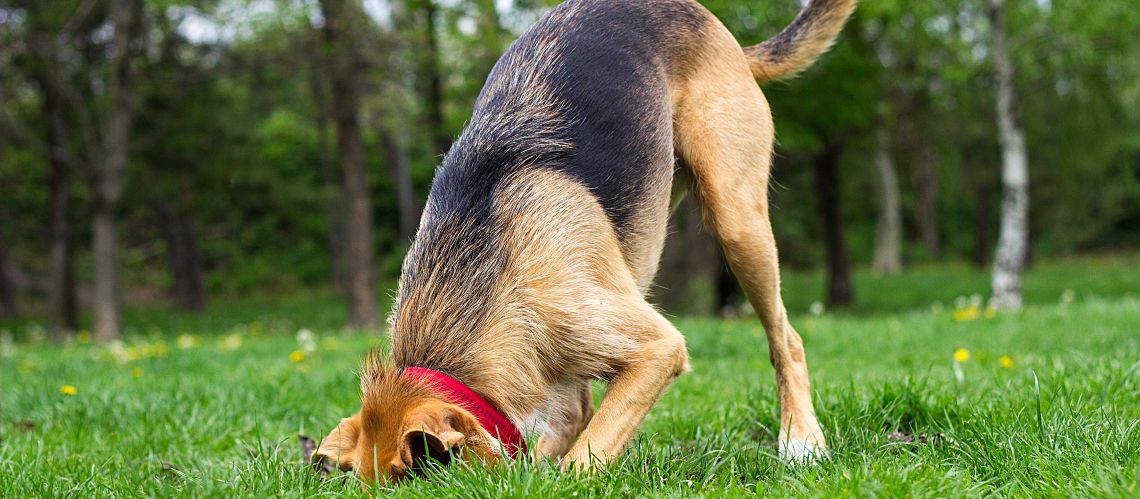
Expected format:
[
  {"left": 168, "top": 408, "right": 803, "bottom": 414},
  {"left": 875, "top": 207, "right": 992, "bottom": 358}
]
[{"left": 1, "top": 253, "right": 1138, "bottom": 496}]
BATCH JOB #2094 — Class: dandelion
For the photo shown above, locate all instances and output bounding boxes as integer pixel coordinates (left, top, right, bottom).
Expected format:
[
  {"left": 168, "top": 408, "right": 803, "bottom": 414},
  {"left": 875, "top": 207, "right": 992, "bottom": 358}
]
[
  {"left": 954, "top": 348, "right": 970, "bottom": 363},
  {"left": 131, "top": 367, "right": 143, "bottom": 379},
  {"left": 999, "top": 355, "right": 1014, "bottom": 368},
  {"left": 290, "top": 350, "right": 306, "bottom": 363},
  {"left": 953, "top": 306, "right": 980, "bottom": 322},
  {"left": 177, "top": 334, "right": 201, "bottom": 349},
  {"left": 76, "top": 330, "right": 92, "bottom": 344},
  {"left": 60, "top": 385, "right": 77, "bottom": 396}
]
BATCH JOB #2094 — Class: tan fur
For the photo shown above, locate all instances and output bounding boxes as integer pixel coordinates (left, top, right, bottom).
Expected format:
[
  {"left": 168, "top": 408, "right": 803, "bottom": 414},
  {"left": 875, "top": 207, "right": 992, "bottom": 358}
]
[
  {"left": 312, "top": 354, "right": 500, "bottom": 486},
  {"left": 316, "top": 0, "right": 855, "bottom": 483},
  {"left": 745, "top": 0, "right": 859, "bottom": 81}
]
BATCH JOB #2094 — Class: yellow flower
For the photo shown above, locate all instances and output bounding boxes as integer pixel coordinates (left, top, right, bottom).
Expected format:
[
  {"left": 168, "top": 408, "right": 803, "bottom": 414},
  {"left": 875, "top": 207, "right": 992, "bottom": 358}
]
[
  {"left": 999, "top": 355, "right": 1013, "bottom": 368},
  {"left": 218, "top": 334, "right": 242, "bottom": 352},
  {"left": 131, "top": 367, "right": 143, "bottom": 379},
  {"left": 177, "top": 334, "right": 201, "bottom": 349},
  {"left": 954, "top": 348, "right": 970, "bottom": 363},
  {"left": 76, "top": 330, "right": 91, "bottom": 344},
  {"left": 290, "top": 350, "right": 305, "bottom": 363},
  {"left": 983, "top": 307, "right": 997, "bottom": 319},
  {"left": 60, "top": 385, "right": 77, "bottom": 396},
  {"left": 953, "top": 306, "right": 980, "bottom": 322}
]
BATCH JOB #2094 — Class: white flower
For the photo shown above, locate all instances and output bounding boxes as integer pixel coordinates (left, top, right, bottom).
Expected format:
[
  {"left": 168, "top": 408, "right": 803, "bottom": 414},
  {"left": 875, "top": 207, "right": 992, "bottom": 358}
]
[
  {"left": 954, "top": 296, "right": 969, "bottom": 309},
  {"left": 969, "top": 294, "right": 983, "bottom": 307},
  {"left": 809, "top": 301, "right": 825, "bottom": 316},
  {"left": 296, "top": 328, "right": 315, "bottom": 344}
]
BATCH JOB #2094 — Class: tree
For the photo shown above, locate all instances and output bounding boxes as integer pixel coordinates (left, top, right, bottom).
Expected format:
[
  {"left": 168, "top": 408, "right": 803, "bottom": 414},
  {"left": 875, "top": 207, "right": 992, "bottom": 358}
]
[
  {"left": 92, "top": 0, "right": 143, "bottom": 341},
  {"left": 813, "top": 139, "right": 855, "bottom": 306},
  {"left": 319, "top": 0, "right": 381, "bottom": 329},
  {"left": 414, "top": 0, "right": 450, "bottom": 157},
  {"left": 988, "top": 0, "right": 1029, "bottom": 309},
  {"left": 22, "top": 0, "right": 80, "bottom": 337},
  {"left": 872, "top": 123, "right": 903, "bottom": 274},
  {"left": 0, "top": 242, "right": 17, "bottom": 318},
  {"left": 471, "top": 0, "right": 504, "bottom": 84},
  {"left": 376, "top": 109, "right": 420, "bottom": 242},
  {"left": 306, "top": 32, "right": 348, "bottom": 293}
]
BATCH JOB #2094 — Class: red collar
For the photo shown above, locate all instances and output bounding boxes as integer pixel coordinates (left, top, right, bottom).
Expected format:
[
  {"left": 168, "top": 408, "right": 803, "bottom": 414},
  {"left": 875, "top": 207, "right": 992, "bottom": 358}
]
[{"left": 400, "top": 367, "right": 527, "bottom": 458}]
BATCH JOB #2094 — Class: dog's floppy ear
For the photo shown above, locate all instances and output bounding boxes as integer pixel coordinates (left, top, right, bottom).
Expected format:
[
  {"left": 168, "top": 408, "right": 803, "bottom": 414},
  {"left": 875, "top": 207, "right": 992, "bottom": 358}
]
[
  {"left": 313, "top": 413, "right": 363, "bottom": 471},
  {"left": 400, "top": 429, "right": 464, "bottom": 471},
  {"left": 398, "top": 404, "right": 498, "bottom": 471}
]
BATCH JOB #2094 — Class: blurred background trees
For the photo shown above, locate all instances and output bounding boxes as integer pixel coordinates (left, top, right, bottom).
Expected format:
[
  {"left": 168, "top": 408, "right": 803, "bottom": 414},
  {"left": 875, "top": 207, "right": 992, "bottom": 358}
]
[{"left": 1, "top": 0, "right": 1137, "bottom": 339}]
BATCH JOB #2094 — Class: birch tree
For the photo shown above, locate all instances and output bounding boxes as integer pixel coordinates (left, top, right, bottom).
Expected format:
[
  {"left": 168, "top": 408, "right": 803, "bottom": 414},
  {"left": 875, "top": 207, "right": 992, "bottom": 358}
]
[
  {"left": 988, "top": 0, "right": 1030, "bottom": 309},
  {"left": 872, "top": 124, "right": 903, "bottom": 274}
]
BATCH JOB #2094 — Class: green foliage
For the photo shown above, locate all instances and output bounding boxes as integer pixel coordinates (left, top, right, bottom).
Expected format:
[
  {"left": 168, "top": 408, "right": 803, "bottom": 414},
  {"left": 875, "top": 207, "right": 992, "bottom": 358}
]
[{"left": 1, "top": 0, "right": 1138, "bottom": 316}]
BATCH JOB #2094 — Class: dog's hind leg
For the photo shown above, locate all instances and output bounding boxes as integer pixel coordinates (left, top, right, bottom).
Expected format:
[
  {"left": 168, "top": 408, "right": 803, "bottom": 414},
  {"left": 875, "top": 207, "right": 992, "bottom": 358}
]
[{"left": 672, "top": 43, "right": 827, "bottom": 462}]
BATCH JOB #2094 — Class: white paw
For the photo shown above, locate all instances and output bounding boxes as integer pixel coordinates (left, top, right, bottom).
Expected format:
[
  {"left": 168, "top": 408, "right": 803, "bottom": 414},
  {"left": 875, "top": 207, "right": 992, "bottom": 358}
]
[{"left": 778, "top": 439, "right": 827, "bottom": 464}]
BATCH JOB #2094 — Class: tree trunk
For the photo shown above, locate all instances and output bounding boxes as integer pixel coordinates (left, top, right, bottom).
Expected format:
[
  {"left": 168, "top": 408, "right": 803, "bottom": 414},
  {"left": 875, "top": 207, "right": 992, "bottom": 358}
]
[
  {"left": 0, "top": 243, "right": 17, "bottom": 318},
  {"left": 308, "top": 35, "right": 348, "bottom": 294},
  {"left": 320, "top": 0, "right": 380, "bottom": 329},
  {"left": 988, "top": 0, "right": 1029, "bottom": 310},
  {"left": 812, "top": 141, "right": 854, "bottom": 307},
  {"left": 418, "top": 0, "right": 450, "bottom": 157},
  {"left": 656, "top": 198, "right": 719, "bottom": 315},
  {"left": 157, "top": 204, "right": 206, "bottom": 311},
  {"left": 92, "top": 0, "right": 140, "bottom": 342},
  {"left": 472, "top": 0, "right": 502, "bottom": 85},
  {"left": 872, "top": 126, "right": 903, "bottom": 275},
  {"left": 378, "top": 116, "right": 420, "bottom": 242},
  {"left": 914, "top": 135, "right": 940, "bottom": 258},
  {"left": 972, "top": 183, "right": 994, "bottom": 268},
  {"left": 42, "top": 76, "right": 79, "bottom": 337}
]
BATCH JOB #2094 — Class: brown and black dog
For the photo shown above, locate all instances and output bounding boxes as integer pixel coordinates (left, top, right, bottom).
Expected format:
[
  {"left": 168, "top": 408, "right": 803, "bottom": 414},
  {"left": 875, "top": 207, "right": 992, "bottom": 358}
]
[{"left": 313, "top": 0, "right": 857, "bottom": 485}]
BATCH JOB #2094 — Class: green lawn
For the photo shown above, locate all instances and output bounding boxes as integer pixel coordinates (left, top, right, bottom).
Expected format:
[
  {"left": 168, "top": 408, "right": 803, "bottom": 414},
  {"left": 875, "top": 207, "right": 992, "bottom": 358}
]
[{"left": 2, "top": 255, "right": 1139, "bottom": 496}]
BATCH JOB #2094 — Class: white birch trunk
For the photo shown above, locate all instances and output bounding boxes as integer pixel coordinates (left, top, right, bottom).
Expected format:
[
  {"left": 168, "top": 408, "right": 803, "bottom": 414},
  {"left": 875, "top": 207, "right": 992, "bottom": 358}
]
[
  {"left": 989, "top": 0, "right": 1029, "bottom": 310},
  {"left": 873, "top": 126, "right": 903, "bottom": 275}
]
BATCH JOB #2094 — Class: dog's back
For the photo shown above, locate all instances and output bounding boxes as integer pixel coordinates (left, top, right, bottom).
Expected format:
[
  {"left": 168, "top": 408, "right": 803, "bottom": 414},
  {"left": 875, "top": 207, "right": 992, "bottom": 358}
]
[{"left": 428, "top": 1, "right": 713, "bottom": 279}]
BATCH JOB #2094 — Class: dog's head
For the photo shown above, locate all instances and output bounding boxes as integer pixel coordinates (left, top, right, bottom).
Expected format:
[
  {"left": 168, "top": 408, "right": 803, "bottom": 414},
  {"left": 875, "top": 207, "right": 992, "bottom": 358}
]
[{"left": 312, "top": 357, "right": 502, "bottom": 486}]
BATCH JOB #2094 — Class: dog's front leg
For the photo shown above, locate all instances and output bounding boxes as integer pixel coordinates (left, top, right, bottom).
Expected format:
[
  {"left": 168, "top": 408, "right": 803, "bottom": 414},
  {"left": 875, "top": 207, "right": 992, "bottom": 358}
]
[
  {"left": 535, "top": 382, "right": 594, "bottom": 460},
  {"left": 564, "top": 307, "right": 689, "bottom": 470}
]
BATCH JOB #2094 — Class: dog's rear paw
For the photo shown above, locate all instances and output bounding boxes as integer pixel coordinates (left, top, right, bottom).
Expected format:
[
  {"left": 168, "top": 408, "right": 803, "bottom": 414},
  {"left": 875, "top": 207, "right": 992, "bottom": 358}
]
[{"left": 778, "top": 439, "right": 828, "bottom": 464}]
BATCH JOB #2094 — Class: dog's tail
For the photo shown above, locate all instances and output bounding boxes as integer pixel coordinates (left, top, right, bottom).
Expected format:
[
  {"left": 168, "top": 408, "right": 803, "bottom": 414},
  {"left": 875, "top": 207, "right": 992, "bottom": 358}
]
[{"left": 743, "top": 0, "right": 858, "bottom": 82}]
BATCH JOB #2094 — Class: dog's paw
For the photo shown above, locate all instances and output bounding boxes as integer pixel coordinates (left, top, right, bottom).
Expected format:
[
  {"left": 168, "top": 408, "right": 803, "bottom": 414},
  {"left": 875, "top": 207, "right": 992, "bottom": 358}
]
[{"left": 778, "top": 439, "right": 828, "bottom": 464}]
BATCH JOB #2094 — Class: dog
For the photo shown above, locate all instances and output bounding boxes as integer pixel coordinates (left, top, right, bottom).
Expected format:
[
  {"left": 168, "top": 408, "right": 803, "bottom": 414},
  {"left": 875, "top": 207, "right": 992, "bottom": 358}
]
[{"left": 313, "top": 0, "right": 856, "bottom": 485}]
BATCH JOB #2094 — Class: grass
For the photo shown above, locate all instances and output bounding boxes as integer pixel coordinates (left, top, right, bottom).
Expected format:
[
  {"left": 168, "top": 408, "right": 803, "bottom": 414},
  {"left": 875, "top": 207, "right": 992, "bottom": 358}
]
[{"left": 1, "top": 254, "right": 1139, "bottom": 496}]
